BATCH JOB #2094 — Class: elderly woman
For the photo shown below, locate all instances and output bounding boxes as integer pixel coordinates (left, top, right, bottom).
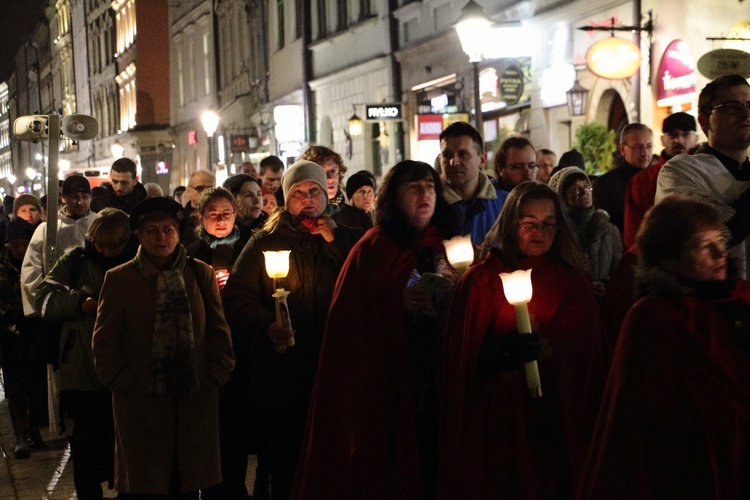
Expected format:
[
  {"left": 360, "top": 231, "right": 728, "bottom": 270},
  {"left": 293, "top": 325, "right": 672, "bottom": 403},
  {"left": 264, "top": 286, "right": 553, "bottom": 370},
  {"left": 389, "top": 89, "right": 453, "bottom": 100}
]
[
  {"left": 35, "top": 208, "right": 132, "bottom": 498},
  {"left": 223, "top": 160, "right": 360, "bottom": 499},
  {"left": 345, "top": 170, "right": 377, "bottom": 223},
  {"left": 548, "top": 166, "right": 622, "bottom": 297},
  {"left": 92, "top": 198, "right": 235, "bottom": 498},
  {"left": 580, "top": 196, "right": 750, "bottom": 498},
  {"left": 294, "top": 160, "right": 459, "bottom": 498},
  {"left": 440, "top": 181, "right": 609, "bottom": 499},
  {"left": 223, "top": 174, "right": 269, "bottom": 238}
]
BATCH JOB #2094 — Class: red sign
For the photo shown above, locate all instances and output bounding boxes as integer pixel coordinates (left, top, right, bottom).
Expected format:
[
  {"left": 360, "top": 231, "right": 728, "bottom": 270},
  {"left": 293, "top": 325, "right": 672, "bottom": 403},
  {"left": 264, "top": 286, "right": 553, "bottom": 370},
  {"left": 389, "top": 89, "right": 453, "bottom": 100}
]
[
  {"left": 231, "top": 135, "right": 250, "bottom": 153},
  {"left": 656, "top": 40, "right": 697, "bottom": 107},
  {"left": 188, "top": 130, "right": 197, "bottom": 146},
  {"left": 586, "top": 37, "right": 642, "bottom": 79},
  {"left": 417, "top": 115, "right": 444, "bottom": 141}
]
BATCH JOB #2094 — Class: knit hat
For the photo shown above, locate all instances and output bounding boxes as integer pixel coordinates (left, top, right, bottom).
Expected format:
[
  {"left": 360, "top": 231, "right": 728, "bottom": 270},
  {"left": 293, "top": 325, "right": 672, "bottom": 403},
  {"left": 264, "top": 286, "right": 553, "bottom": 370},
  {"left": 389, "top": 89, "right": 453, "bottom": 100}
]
[
  {"left": 557, "top": 149, "right": 585, "bottom": 170},
  {"left": 5, "top": 217, "right": 35, "bottom": 243},
  {"left": 129, "top": 197, "right": 185, "bottom": 231},
  {"left": 282, "top": 160, "right": 327, "bottom": 201},
  {"left": 345, "top": 171, "right": 376, "bottom": 200},
  {"left": 62, "top": 175, "right": 91, "bottom": 195},
  {"left": 13, "top": 194, "right": 42, "bottom": 216},
  {"left": 548, "top": 166, "right": 589, "bottom": 198},
  {"left": 662, "top": 112, "right": 696, "bottom": 134},
  {"left": 223, "top": 174, "right": 259, "bottom": 196}
]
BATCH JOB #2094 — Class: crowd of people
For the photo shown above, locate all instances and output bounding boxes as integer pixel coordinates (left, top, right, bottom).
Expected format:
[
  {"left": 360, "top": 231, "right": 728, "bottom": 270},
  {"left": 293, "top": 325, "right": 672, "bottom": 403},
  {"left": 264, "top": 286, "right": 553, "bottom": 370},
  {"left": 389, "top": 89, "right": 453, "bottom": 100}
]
[{"left": 1, "top": 73, "right": 749, "bottom": 499}]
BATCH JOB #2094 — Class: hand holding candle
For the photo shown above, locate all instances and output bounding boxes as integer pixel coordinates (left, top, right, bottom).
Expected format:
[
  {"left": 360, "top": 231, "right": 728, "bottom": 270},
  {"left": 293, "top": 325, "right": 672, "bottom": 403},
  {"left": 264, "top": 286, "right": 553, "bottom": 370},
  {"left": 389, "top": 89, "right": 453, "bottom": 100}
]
[
  {"left": 499, "top": 269, "right": 542, "bottom": 398},
  {"left": 263, "top": 250, "right": 295, "bottom": 352},
  {"left": 443, "top": 235, "right": 475, "bottom": 276}
]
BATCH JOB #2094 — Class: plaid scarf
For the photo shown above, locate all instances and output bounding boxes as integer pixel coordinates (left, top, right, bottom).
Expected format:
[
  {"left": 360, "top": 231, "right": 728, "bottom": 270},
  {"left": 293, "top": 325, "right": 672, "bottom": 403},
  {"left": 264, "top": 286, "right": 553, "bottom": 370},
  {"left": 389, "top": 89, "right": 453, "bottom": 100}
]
[{"left": 134, "top": 245, "right": 199, "bottom": 397}]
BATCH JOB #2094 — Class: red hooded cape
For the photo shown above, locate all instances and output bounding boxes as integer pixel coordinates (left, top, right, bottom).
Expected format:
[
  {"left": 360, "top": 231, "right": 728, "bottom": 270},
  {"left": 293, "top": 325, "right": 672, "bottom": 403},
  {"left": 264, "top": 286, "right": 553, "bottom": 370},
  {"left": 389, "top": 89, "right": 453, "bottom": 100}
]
[
  {"left": 439, "top": 251, "right": 609, "bottom": 499},
  {"left": 579, "top": 279, "right": 750, "bottom": 499},
  {"left": 292, "top": 226, "right": 448, "bottom": 498}
]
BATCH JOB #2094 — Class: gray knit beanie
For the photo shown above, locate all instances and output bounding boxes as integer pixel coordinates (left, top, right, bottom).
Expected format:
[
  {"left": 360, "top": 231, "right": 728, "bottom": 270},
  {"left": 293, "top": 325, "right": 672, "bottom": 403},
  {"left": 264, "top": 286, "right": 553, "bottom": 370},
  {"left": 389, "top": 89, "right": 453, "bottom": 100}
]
[
  {"left": 13, "top": 194, "right": 42, "bottom": 216},
  {"left": 547, "top": 166, "right": 589, "bottom": 198},
  {"left": 282, "top": 160, "right": 327, "bottom": 201}
]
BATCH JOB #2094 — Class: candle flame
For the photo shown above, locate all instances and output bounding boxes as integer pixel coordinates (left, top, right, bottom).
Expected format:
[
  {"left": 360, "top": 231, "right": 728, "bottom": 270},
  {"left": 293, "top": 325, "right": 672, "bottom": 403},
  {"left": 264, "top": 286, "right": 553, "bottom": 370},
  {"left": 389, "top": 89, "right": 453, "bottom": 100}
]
[
  {"left": 499, "top": 269, "right": 533, "bottom": 304},
  {"left": 263, "top": 250, "right": 291, "bottom": 279}
]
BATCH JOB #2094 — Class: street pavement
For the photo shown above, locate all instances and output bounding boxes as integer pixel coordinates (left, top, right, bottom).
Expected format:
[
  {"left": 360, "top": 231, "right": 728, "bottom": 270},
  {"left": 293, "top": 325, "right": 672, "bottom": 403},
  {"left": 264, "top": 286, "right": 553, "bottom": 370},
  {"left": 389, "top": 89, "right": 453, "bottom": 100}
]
[{"left": 0, "top": 382, "right": 258, "bottom": 499}]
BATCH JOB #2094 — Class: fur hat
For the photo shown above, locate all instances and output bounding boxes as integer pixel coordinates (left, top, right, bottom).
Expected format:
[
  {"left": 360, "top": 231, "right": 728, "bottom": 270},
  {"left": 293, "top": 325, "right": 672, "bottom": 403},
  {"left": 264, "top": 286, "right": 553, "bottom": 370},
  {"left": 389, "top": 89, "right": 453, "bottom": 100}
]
[
  {"left": 62, "top": 175, "right": 91, "bottom": 195},
  {"left": 345, "top": 171, "right": 375, "bottom": 200},
  {"left": 13, "top": 194, "right": 42, "bottom": 216},
  {"left": 662, "top": 112, "right": 697, "bottom": 134},
  {"left": 129, "top": 197, "right": 184, "bottom": 231},
  {"left": 5, "top": 217, "right": 35, "bottom": 243},
  {"left": 548, "top": 166, "right": 589, "bottom": 198},
  {"left": 282, "top": 160, "right": 327, "bottom": 201}
]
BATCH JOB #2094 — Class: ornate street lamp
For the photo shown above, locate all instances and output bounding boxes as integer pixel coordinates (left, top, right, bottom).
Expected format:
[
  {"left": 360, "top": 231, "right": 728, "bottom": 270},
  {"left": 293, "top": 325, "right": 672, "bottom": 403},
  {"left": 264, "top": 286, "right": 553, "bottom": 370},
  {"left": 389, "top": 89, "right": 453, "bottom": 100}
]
[
  {"left": 455, "top": 0, "right": 492, "bottom": 133},
  {"left": 201, "top": 110, "right": 220, "bottom": 171},
  {"left": 348, "top": 105, "right": 363, "bottom": 137},
  {"left": 566, "top": 69, "right": 590, "bottom": 117}
]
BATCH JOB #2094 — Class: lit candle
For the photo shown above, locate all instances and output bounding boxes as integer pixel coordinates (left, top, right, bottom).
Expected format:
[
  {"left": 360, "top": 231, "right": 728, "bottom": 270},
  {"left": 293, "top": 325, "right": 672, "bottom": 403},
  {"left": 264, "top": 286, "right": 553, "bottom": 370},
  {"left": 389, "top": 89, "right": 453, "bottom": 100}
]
[
  {"left": 499, "top": 269, "right": 542, "bottom": 398},
  {"left": 263, "top": 250, "right": 295, "bottom": 352},
  {"left": 443, "top": 235, "right": 474, "bottom": 276}
]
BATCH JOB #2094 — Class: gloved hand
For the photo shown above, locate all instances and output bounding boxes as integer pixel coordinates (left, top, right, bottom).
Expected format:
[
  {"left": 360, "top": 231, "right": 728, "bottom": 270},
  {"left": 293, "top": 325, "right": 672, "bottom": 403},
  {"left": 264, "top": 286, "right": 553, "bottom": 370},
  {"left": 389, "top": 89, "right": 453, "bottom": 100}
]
[{"left": 477, "top": 329, "right": 542, "bottom": 379}]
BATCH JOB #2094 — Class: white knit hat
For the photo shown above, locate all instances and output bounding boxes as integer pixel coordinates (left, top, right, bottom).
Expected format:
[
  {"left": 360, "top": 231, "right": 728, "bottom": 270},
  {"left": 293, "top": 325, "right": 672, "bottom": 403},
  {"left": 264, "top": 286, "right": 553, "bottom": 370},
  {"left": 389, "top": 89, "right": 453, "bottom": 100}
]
[
  {"left": 547, "top": 166, "right": 588, "bottom": 197},
  {"left": 282, "top": 160, "right": 328, "bottom": 201}
]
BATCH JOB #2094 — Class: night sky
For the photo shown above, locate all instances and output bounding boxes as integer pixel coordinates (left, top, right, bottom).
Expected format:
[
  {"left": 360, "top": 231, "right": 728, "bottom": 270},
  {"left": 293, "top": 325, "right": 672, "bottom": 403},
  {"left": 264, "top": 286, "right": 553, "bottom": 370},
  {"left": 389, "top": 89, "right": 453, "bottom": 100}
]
[{"left": 0, "top": 0, "right": 47, "bottom": 82}]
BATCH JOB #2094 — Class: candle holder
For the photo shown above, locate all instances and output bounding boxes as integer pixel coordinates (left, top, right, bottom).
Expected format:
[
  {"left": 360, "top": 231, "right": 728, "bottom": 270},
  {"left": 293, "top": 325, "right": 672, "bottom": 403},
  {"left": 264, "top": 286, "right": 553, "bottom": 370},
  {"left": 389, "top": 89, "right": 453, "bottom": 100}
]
[
  {"left": 443, "top": 235, "right": 474, "bottom": 276},
  {"left": 499, "top": 269, "right": 542, "bottom": 398},
  {"left": 263, "top": 250, "right": 295, "bottom": 351}
]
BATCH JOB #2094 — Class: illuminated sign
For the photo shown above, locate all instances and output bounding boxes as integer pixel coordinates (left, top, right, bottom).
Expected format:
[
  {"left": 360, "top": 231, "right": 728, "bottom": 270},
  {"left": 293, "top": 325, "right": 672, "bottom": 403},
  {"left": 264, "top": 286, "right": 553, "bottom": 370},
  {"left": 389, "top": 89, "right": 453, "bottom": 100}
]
[
  {"left": 365, "top": 104, "right": 402, "bottom": 121},
  {"left": 188, "top": 130, "right": 197, "bottom": 145},
  {"left": 586, "top": 37, "right": 642, "bottom": 79},
  {"left": 417, "top": 115, "right": 443, "bottom": 141},
  {"left": 656, "top": 40, "right": 697, "bottom": 107},
  {"left": 155, "top": 160, "right": 169, "bottom": 175},
  {"left": 231, "top": 134, "right": 250, "bottom": 153}
]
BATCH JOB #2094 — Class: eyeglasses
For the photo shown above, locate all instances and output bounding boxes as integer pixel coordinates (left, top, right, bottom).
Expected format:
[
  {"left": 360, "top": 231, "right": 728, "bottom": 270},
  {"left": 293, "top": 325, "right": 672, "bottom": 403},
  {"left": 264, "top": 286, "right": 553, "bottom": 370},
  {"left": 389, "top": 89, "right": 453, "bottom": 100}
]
[
  {"left": 325, "top": 169, "right": 341, "bottom": 179},
  {"left": 203, "top": 211, "right": 236, "bottom": 220},
  {"left": 566, "top": 186, "right": 592, "bottom": 197},
  {"left": 189, "top": 185, "right": 211, "bottom": 193},
  {"left": 290, "top": 186, "right": 324, "bottom": 200},
  {"left": 518, "top": 221, "right": 557, "bottom": 234},
  {"left": 710, "top": 101, "right": 750, "bottom": 115},
  {"left": 623, "top": 143, "right": 653, "bottom": 152},
  {"left": 507, "top": 162, "right": 539, "bottom": 172}
]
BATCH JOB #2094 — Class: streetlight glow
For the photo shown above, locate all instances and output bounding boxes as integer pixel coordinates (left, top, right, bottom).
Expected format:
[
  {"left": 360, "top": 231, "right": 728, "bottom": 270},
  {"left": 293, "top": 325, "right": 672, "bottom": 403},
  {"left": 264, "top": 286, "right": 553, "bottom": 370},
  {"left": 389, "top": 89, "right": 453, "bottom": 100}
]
[
  {"left": 454, "top": 0, "right": 492, "bottom": 63},
  {"left": 201, "top": 110, "right": 220, "bottom": 137}
]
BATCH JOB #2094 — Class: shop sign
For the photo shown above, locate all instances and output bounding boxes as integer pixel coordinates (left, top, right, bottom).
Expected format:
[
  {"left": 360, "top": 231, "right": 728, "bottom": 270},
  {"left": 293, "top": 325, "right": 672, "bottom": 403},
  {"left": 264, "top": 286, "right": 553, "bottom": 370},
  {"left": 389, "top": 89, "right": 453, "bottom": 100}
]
[
  {"left": 230, "top": 134, "right": 250, "bottom": 153},
  {"left": 155, "top": 160, "right": 169, "bottom": 175},
  {"left": 499, "top": 66, "right": 524, "bottom": 106},
  {"left": 586, "top": 37, "right": 642, "bottom": 79},
  {"left": 656, "top": 40, "right": 697, "bottom": 107},
  {"left": 366, "top": 104, "right": 402, "bottom": 121},
  {"left": 697, "top": 48, "right": 750, "bottom": 79},
  {"left": 417, "top": 115, "right": 443, "bottom": 141}
]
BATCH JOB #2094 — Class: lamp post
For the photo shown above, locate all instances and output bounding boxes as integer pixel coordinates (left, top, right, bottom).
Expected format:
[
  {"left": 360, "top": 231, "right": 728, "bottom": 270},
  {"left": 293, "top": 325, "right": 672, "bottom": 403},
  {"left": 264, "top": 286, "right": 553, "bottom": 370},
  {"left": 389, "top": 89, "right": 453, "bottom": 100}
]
[
  {"left": 455, "top": 0, "right": 492, "bottom": 134},
  {"left": 566, "top": 66, "right": 590, "bottom": 117},
  {"left": 201, "top": 110, "right": 220, "bottom": 171}
]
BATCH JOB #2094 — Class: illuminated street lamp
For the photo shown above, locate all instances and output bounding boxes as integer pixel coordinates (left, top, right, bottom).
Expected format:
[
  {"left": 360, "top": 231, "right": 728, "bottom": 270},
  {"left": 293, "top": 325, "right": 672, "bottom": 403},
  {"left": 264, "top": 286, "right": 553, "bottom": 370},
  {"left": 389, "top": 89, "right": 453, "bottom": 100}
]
[
  {"left": 111, "top": 140, "right": 125, "bottom": 159},
  {"left": 201, "top": 110, "right": 220, "bottom": 171},
  {"left": 566, "top": 67, "right": 590, "bottom": 117},
  {"left": 455, "top": 0, "right": 492, "bottom": 133},
  {"left": 348, "top": 105, "right": 363, "bottom": 137}
]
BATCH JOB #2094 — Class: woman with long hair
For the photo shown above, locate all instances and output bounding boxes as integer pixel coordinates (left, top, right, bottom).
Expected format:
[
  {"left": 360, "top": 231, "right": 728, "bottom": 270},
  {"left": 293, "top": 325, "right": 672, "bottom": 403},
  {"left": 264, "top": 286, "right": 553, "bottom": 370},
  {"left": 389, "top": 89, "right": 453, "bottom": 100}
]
[
  {"left": 293, "top": 160, "right": 460, "bottom": 498},
  {"left": 440, "top": 181, "right": 608, "bottom": 499}
]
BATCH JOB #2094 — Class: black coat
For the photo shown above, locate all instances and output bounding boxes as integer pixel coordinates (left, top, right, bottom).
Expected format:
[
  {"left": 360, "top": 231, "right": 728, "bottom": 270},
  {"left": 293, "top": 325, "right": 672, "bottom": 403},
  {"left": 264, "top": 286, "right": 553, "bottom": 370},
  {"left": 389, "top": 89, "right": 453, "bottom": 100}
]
[{"left": 90, "top": 182, "right": 147, "bottom": 214}]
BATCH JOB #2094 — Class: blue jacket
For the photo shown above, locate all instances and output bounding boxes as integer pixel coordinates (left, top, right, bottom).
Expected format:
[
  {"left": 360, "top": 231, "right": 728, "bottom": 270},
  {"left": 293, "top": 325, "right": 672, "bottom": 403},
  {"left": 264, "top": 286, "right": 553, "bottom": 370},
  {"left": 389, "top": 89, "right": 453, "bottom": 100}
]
[{"left": 443, "top": 172, "right": 507, "bottom": 246}]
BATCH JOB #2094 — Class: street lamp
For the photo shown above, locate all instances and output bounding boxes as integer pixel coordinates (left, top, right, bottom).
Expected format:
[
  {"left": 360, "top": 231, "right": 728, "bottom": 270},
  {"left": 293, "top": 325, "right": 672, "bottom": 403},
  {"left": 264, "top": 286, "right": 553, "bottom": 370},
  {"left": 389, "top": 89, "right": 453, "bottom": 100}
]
[
  {"left": 201, "top": 110, "right": 220, "bottom": 171},
  {"left": 348, "top": 106, "right": 363, "bottom": 137},
  {"left": 566, "top": 67, "right": 590, "bottom": 117},
  {"left": 111, "top": 140, "right": 125, "bottom": 159},
  {"left": 455, "top": 0, "right": 492, "bottom": 133}
]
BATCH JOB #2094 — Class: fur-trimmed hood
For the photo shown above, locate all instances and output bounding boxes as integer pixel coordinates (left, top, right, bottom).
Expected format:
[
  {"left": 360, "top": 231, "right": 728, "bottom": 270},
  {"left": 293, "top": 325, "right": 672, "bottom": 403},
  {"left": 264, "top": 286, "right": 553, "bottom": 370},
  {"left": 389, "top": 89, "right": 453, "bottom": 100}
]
[{"left": 635, "top": 259, "right": 739, "bottom": 300}]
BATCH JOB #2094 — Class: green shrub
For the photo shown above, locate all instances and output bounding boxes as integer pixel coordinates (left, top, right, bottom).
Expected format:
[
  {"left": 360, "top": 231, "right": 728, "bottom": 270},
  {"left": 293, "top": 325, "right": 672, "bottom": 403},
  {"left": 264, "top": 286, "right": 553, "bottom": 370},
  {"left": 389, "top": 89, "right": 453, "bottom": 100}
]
[{"left": 574, "top": 123, "right": 617, "bottom": 174}]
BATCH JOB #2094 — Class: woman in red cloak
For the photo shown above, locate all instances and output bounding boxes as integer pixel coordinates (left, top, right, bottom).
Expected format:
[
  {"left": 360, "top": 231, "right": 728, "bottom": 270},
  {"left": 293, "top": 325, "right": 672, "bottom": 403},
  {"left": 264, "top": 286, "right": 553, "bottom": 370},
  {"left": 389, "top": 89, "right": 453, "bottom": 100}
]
[
  {"left": 579, "top": 196, "right": 750, "bottom": 499},
  {"left": 440, "top": 181, "right": 609, "bottom": 499},
  {"left": 292, "top": 160, "right": 460, "bottom": 499}
]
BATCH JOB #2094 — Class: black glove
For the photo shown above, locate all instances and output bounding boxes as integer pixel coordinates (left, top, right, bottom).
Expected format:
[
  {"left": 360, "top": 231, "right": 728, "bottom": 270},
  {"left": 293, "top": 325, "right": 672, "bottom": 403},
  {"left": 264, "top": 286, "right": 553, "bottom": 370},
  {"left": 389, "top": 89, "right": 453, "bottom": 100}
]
[{"left": 476, "top": 329, "right": 542, "bottom": 380}]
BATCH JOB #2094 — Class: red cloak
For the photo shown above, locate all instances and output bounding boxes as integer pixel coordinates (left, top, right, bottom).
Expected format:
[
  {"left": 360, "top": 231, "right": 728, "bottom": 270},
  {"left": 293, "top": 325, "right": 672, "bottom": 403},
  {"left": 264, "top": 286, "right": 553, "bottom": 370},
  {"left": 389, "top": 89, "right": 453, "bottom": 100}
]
[
  {"left": 579, "top": 279, "right": 750, "bottom": 499},
  {"left": 292, "top": 226, "right": 448, "bottom": 499},
  {"left": 439, "top": 251, "right": 609, "bottom": 499}
]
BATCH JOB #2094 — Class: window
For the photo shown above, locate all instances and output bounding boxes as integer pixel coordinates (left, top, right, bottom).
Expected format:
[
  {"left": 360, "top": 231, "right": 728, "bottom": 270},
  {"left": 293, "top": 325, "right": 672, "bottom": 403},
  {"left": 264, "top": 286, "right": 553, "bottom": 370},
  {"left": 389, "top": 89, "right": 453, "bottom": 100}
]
[
  {"left": 203, "top": 32, "right": 211, "bottom": 95},
  {"left": 295, "top": 0, "right": 302, "bottom": 39},
  {"left": 316, "top": 0, "right": 327, "bottom": 38},
  {"left": 277, "top": 0, "right": 285, "bottom": 48},
  {"left": 336, "top": 0, "right": 348, "bottom": 30},
  {"left": 359, "top": 0, "right": 370, "bottom": 19}
]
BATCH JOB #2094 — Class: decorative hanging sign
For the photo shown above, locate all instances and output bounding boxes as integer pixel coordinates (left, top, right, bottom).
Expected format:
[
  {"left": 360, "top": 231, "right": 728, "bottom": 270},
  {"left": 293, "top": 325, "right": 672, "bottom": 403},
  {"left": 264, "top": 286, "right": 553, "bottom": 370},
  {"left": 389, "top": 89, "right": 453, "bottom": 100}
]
[
  {"left": 586, "top": 37, "right": 642, "bottom": 79},
  {"left": 656, "top": 40, "right": 697, "bottom": 107},
  {"left": 697, "top": 48, "right": 750, "bottom": 79}
]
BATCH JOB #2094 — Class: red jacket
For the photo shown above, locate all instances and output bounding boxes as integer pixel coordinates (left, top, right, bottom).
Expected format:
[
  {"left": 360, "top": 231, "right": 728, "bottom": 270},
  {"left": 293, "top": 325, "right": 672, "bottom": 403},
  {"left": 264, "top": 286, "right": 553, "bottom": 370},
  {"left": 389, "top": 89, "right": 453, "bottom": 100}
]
[
  {"left": 439, "top": 251, "right": 609, "bottom": 499},
  {"left": 622, "top": 155, "right": 667, "bottom": 248}
]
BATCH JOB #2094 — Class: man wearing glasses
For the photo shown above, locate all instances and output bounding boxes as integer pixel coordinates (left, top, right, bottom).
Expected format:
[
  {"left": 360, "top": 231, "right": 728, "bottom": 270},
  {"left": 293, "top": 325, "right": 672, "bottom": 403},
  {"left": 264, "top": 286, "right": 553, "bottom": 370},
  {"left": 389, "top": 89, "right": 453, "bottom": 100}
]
[
  {"left": 593, "top": 123, "right": 653, "bottom": 235},
  {"left": 656, "top": 73, "right": 750, "bottom": 278},
  {"left": 623, "top": 113, "right": 699, "bottom": 247}
]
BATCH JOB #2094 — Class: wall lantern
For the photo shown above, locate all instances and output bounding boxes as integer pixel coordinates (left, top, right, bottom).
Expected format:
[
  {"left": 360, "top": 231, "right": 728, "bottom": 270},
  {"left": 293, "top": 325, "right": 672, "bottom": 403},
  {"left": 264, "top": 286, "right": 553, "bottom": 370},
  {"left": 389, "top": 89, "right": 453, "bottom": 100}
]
[
  {"left": 348, "top": 106, "right": 363, "bottom": 137},
  {"left": 566, "top": 70, "right": 590, "bottom": 117}
]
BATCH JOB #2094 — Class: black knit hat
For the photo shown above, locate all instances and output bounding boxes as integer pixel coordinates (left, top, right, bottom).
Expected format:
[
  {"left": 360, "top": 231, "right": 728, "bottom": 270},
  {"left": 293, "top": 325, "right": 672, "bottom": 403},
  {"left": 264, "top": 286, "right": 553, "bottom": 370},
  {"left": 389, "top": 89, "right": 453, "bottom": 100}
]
[
  {"left": 129, "top": 197, "right": 185, "bottom": 231},
  {"left": 223, "top": 174, "right": 259, "bottom": 196},
  {"left": 345, "top": 171, "right": 376, "bottom": 200},
  {"left": 5, "top": 217, "right": 36, "bottom": 243},
  {"left": 62, "top": 175, "right": 91, "bottom": 195},
  {"left": 557, "top": 149, "right": 585, "bottom": 170},
  {"left": 662, "top": 112, "right": 697, "bottom": 134}
]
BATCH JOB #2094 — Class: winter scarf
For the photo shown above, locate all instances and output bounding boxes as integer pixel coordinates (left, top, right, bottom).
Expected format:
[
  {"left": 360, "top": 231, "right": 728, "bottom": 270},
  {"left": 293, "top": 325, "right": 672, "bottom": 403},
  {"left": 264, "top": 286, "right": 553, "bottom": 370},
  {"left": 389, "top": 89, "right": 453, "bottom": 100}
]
[
  {"left": 134, "top": 245, "right": 199, "bottom": 397},
  {"left": 198, "top": 226, "right": 241, "bottom": 250},
  {"left": 567, "top": 206, "right": 595, "bottom": 247}
]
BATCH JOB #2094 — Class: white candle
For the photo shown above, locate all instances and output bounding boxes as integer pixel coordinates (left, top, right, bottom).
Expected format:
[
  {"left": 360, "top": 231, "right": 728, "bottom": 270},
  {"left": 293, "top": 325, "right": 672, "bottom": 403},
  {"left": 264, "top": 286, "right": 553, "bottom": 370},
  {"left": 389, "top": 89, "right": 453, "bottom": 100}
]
[
  {"left": 443, "top": 235, "right": 474, "bottom": 276},
  {"left": 263, "top": 250, "right": 295, "bottom": 351},
  {"left": 499, "top": 269, "right": 542, "bottom": 398}
]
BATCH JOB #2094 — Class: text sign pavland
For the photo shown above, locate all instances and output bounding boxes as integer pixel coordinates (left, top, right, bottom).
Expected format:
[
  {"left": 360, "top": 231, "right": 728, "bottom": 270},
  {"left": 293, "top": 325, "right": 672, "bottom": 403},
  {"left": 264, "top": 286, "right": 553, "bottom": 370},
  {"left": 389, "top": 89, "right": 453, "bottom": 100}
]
[{"left": 366, "top": 104, "right": 402, "bottom": 121}]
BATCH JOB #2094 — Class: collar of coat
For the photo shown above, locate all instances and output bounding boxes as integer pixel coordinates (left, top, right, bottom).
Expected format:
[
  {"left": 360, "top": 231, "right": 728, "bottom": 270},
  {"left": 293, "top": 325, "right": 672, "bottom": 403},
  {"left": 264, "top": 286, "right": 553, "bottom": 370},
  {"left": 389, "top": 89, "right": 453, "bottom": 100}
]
[{"left": 442, "top": 171, "right": 497, "bottom": 204}]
